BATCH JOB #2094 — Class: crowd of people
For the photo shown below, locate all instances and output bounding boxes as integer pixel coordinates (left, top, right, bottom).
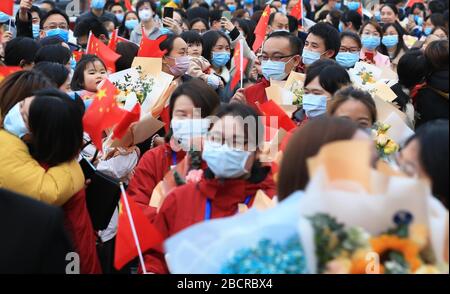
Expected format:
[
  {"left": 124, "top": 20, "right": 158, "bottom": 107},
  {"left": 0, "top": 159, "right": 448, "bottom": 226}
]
[{"left": 0, "top": 0, "right": 448, "bottom": 274}]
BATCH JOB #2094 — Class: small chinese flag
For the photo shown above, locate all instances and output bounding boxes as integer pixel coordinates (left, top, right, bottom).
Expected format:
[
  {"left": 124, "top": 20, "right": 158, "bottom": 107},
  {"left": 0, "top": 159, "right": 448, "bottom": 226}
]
[
  {"left": 290, "top": 0, "right": 303, "bottom": 22},
  {"left": 108, "top": 29, "right": 118, "bottom": 51},
  {"left": 357, "top": 3, "right": 363, "bottom": 16},
  {"left": 82, "top": 80, "right": 126, "bottom": 149},
  {"left": 114, "top": 194, "right": 163, "bottom": 270},
  {"left": 252, "top": 5, "right": 271, "bottom": 52},
  {"left": 87, "top": 34, "right": 121, "bottom": 73},
  {"left": 0, "top": 66, "right": 22, "bottom": 83},
  {"left": 113, "top": 103, "right": 141, "bottom": 140},
  {"left": 160, "top": 105, "right": 171, "bottom": 133},
  {"left": 137, "top": 32, "right": 168, "bottom": 58},
  {"left": 258, "top": 100, "right": 297, "bottom": 133},
  {"left": 0, "top": 0, "right": 14, "bottom": 15},
  {"left": 406, "top": 0, "right": 424, "bottom": 8},
  {"left": 124, "top": 0, "right": 134, "bottom": 11},
  {"left": 230, "top": 41, "right": 249, "bottom": 90},
  {"left": 73, "top": 50, "right": 84, "bottom": 63}
]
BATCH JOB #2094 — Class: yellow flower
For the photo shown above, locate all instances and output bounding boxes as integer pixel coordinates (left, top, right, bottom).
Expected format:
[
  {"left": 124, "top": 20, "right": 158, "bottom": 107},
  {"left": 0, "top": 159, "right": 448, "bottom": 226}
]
[
  {"left": 380, "top": 123, "right": 391, "bottom": 132},
  {"left": 383, "top": 139, "right": 399, "bottom": 155},
  {"left": 409, "top": 224, "right": 429, "bottom": 250}
]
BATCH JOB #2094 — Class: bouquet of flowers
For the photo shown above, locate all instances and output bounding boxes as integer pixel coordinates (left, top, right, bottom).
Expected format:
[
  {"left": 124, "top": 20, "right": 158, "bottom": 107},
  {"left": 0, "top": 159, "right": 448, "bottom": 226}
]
[
  {"left": 112, "top": 66, "right": 155, "bottom": 105},
  {"left": 372, "top": 122, "right": 400, "bottom": 158}
]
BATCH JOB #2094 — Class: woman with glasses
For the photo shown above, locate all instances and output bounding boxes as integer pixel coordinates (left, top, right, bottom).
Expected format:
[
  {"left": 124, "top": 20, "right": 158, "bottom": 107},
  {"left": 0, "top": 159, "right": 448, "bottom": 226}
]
[{"left": 336, "top": 31, "right": 362, "bottom": 69}]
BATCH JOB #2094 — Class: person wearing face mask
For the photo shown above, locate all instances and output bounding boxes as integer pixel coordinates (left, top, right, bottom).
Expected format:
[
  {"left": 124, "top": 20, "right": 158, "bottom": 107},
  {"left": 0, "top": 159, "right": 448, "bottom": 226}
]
[
  {"left": 76, "top": 0, "right": 118, "bottom": 28},
  {"left": 15, "top": 1, "right": 42, "bottom": 40},
  {"left": 142, "top": 103, "right": 276, "bottom": 274},
  {"left": 380, "top": 22, "right": 408, "bottom": 71},
  {"left": 243, "top": 0, "right": 255, "bottom": 16},
  {"left": 359, "top": 20, "right": 390, "bottom": 68},
  {"left": 225, "top": 0, "right": 239, "bottom": 13},
  {"left": 300, "top": 59, "right": 351, "bottom": 122},
  {"left": 109, "top": 2, "right": 126, "bottom": 24},
  {"left": 130, "top": 0, "right": 162, "bottom": 44},
  {"left": 160, "top": 35, "right": 192, "bottom": 85},
  {"left": 127, "top": 80, "right": 221, "bottom": 222},
  {"left": 231, "top": 32, "right": 302, "bottom": 108},
  {"left": 0, "top": 70, "right": 84, "bottom": 205},
  {"left": 301, "top": 23, "right": 341, "bottom": 68},
  {"left": 336, "top": 31, "right": 362, "bottom": 69},
  {"left": 118, "top": 11, "right": 140, "bottom": 40}
]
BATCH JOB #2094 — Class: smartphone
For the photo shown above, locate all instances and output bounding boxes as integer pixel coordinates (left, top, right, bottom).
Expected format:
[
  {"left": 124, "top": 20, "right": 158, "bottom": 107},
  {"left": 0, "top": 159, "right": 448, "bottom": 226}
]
[
  {"left": 365, "top": 51, "right": 374, "bottom": 63},
  {"left": 222, "top": 11, "right": 232, "bottom": 21},
  {"left": 163, "top": 7, "right": 174, "bottom": 19}
]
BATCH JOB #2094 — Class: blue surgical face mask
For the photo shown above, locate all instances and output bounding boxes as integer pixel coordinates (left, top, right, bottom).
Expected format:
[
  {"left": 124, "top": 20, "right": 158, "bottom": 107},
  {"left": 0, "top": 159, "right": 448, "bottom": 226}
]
[
  {"left": 91, "top": 0, "right": 106, "bottom": 10},
  {"left": 335, "top": 2, "right": 342, "bottom": 10},
  {"left": 171, "top": 118, "right": 210, "bottom": 151},
  {"left": 46, "top": 28, "right": 69, "bottom": 43},
  {"left": 302, "top": 93, "right": 328, "bottom": 118},
  {"left": 32, "top": 24, "right": 40, "bottom": 39},
  {"left": 244, "top": 0, "right": 254, "bottom": 5},
  {"left": 414, "top": 15, "right": 423, "bottom": 26},
  {"left": 0, "top": 12, "right": 11, "bottom": 23},
  {"left": 424, "top": 27, "right": 433, "bottom": 36},
  {"left": 336, "top": 51, "right": 360, "bottom": 68},
  {"left": 228, "top": 4, "right": 237, "bottom": 13},
  {"left": 212, "top": 51, "right": 231, "bottom": 67},
  {"left": 382, "top": 35, "right": 399, "bottom": 48},
  {"left": 70, "top": 57, "right": 77, "bottom": 71},
  {"left": 125, "top": 19, "right": 139, "bottom": 30},
  {"left": 302, "top": 49, "right": 322, "bottom": 66},
  {"left": 347, "top": 1, "right": 360, "bottom": 11},
  {"left": 374, "top": 11, "right": 381, "bottom": 22},
  {"left": 160, "top": 27, "right": 173, "bottom": 35},
  {"left": 115, "top": 13, "right": 125, "bottom": 23},
  {"left": 338, "top": 22, "right": 344, "bottom": 32},
  {"left": 202, "top": 140, "right": 252, "bottom": 179},
  {"left": 261, "top": 60, "right": 289, "bottom": 81},
  {"left": 3, "top": 102, "right": 29, "bottom": 138},
  {"left": 361, "top": 35, "right": 380, "bottom": 50}
]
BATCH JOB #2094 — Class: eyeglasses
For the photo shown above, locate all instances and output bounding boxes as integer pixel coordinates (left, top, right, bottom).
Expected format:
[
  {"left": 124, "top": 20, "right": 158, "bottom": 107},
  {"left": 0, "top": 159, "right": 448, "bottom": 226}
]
[
  {"left": 339, "top": 47, "right": 360, "bottom": 53},
  {"left": 44, "top": 22, "right": 68, "bottom": 30},
  {"left": 258, "top": 53, "right": 296, "bottom": 62}
]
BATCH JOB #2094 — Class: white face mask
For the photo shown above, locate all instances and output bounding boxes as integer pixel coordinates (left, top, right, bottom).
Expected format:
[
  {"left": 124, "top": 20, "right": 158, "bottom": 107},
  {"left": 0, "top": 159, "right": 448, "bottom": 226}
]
[
  {"left": 202, "top": 140, "right": 252, "bottom": 179},
  {"left": 3, "top": 102, "right": 29, "bottom": 138},
  {"left": 138, "top": 8, "right": 153, "bottom": 22},
  {"left": 171, "top": 118, "right": 210, "bottom": 151}
]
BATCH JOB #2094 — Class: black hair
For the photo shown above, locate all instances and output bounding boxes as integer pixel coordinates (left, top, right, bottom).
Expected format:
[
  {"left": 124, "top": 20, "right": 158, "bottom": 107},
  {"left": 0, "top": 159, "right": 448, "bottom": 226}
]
[
  {"left": 40, "top": 9, "right": 70, "bottom": 29},
  {"left": 265, "top": 31, "right": 304, "bottom": 56},
  {"left": 201, "top": 30, "right": 231, "bottom": 63},
  {"left": 33, "top": 62, "right": 70, "bottom": 89},
  {"left": 307, "top": 22, "right": 341, "bottom": 58},
  {"left": 73, "top": 17, "right": 109, "bottom": 39},
  {"left": 135, "top": 0, "right": 157, "bottom": 13},
  {"left": 115, "top": 41, "right": 139, "bottom": 72},
  {"left": 342, "top": 10, "right": 363, "bottom": 31},
  {"left": 340, "top": 30, "right": 362, "bottom": 48},
  {"left": 304, "top": 59, "right": 351, "bottom": 95},
  {"left": 38, "top": 35, "right": 65, "bottom": 46},
  {"left": 209, "top": 9, "right": 222, "bottom": 24},
  {"left": 30, "top": 5, "right": 43, "bottom": 20},
  {"left": 428, "top": 1, "right": 447, "bottom": 14},
  {"left": 405, "top": 119, "right": 449, "bottom": 208},
  {"left": 4, "top": 37, "right": 41, "bottom": 67},
  {"left": 328, "top": 9, "right": 343, "bottom": 30},
  {"left": 410, "top": 2, "right": 426, "bottom": 14},
  {"left": 34, "top": 44, "right": 72, "bottom": 65},
  {"left": 189, "top": 17, "right": 210, "bottom": 31},
  {"left": 380, "top": 22, "right": 408, "bottom": 60},
  {"left": 287, "top": 15, "right": 299, "bottom": 33},
  {"left": 28, "top": 89, "right": 84, "bottom": 167},
  {"left": 169, "top": 79, "right": 221, "bottom": 120},
  {"left": 426, "top": 13, "right": 446, "bottom": 28},
  {"left": 187, "top": 7, "right": 210, "bottom": 22},
  {"left": 180, "top": 30, "right": 203, "bottom": 45},
  {"left": 233, "top": 18, "right": 255, "bottom": 48},
  {"left": 70, "top": 55, "right": 107, "bottom": 91},
  {"left": 159, "top": 34, "right": 183, "bottom": 57},
  {"left": 397, "top": 48, "right": 427, "bottom": 88},
  {"left": 41, "top": 0, "right": 56, "bottom": 10},
  {"left": 380, "top": 3, "right": 399, "bottom": 17},
  {"left": 268, "top": 12, "right": 285, "bottom": 26}
]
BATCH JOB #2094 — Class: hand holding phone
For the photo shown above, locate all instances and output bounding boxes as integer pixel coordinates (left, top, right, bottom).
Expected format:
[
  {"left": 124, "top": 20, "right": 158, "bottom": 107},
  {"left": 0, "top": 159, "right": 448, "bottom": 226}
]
[{"left": 222, "top": 11, "right": 232, "bottom": 21}]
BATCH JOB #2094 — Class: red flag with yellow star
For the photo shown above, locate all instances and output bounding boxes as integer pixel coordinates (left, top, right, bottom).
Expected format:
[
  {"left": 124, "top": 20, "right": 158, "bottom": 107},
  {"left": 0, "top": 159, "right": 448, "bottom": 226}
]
[
  {"left": 230, "top": 41, "right": 249, "bottom": 90},
  {"left": 82, "top": 80, "right": 126, "bottom": 149},
  {"left": 87, "top": 34, "right": 121, "bottom": 73},
  {"left": 114, "top": 193, "right": 163, "bottom": 270},
  {"left": 290, "top": 0, "right": 303, "bottom": 22},
  {"left": 0, "top": 66, "right": 22, "bottom": 83},
  {"left": 0, "top": 0, "right": 13, "bottom": 15},
  {"left": 252, "top": 5, "right": 271, "bottom": 52}
]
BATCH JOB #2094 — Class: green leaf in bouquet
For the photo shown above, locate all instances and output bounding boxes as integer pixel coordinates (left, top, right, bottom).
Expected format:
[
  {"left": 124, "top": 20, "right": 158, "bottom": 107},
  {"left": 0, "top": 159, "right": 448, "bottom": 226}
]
[{"left": 384, "top": 251, "right": 409, "bottom": 274}]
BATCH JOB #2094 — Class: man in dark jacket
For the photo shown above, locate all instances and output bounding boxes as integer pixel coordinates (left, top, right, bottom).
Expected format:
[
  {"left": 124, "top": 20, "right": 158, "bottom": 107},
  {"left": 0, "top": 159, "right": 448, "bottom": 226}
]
[
  {"left": 0, "top": 188, "right": 73, "bottom": 274},
  {"left": 15, "top": 0, "right": 43, "bottom": 39}
]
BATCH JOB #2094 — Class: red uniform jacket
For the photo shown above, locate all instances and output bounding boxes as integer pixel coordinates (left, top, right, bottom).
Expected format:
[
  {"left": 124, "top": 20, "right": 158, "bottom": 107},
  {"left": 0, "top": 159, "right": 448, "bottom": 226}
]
[
  {"left": 243, "top": 78, "right": 270, "bottom": 109},
  {"left": 126, "top": 143, "right": 185, "bottom": 222},
  {"left": 62, "top": 189, "right": 102, "bottom": 274},
  {"left": 143, "top": 174, "right": 276, "bottom": 274}
]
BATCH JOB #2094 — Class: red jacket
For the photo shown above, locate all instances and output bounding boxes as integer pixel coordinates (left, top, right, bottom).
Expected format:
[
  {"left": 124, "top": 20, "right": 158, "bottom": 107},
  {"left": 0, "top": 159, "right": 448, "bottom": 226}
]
[
  {"left": 62, "top": 189, "right": 102, "bottom": 274},
  {"left": 126, "top": 143, "right": 186, "bottom": 222},
  {"left": 143, "top": 174, "right": 276, "bottom": 274},
  {"left": 243, "top": 78, "right": 270, "bottom": 109}
]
